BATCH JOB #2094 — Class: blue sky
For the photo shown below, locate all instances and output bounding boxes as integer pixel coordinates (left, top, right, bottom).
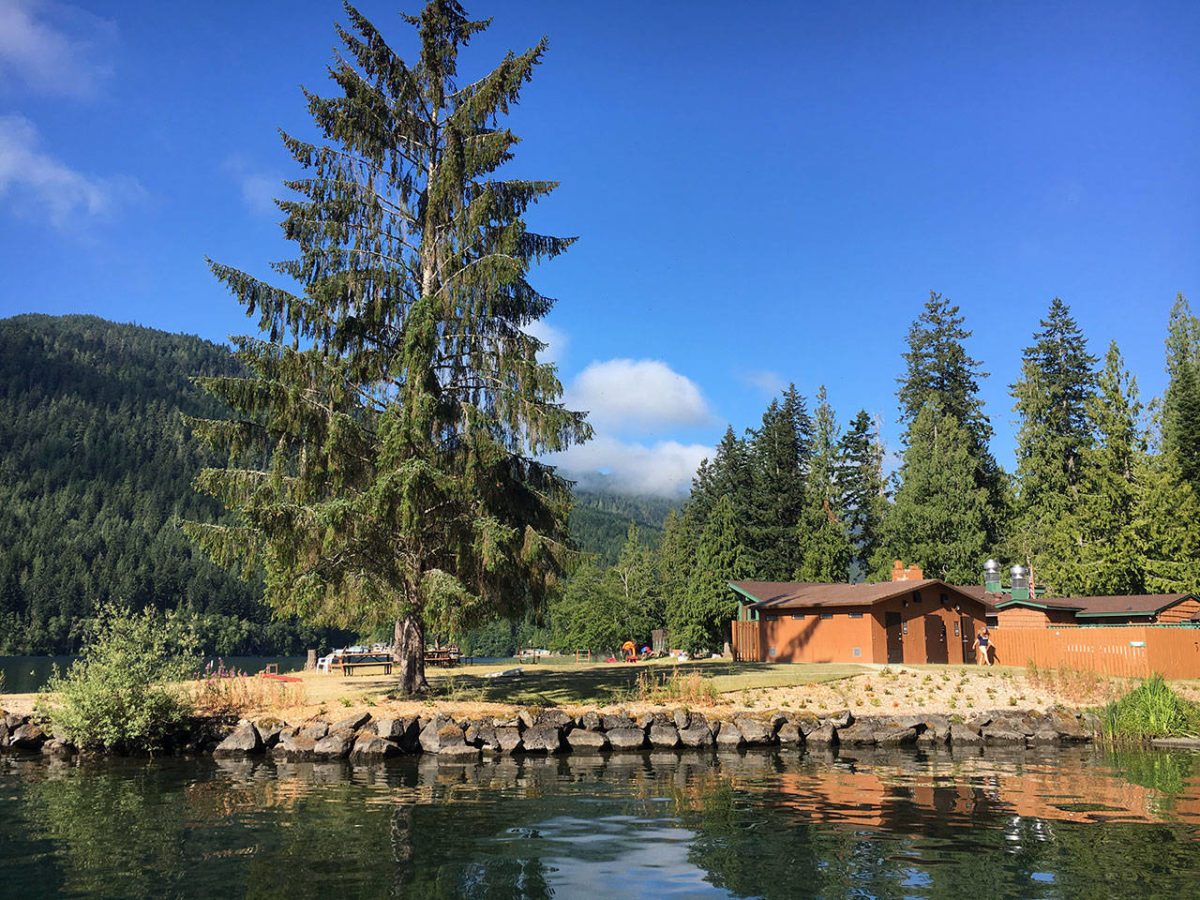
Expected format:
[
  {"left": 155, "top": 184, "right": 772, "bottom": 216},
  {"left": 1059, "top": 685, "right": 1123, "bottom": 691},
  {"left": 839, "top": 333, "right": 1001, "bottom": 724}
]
[{"left": 1, "top": 0, "right": 1197, "bottom": 495}]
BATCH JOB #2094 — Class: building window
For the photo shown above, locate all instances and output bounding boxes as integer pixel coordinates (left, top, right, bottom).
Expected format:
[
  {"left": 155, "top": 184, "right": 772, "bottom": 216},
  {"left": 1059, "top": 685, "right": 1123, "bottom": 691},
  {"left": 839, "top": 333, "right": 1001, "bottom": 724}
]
[
  {"left": 791, "top": 613, "right": 804, "bottom": 620},
  {"left": 912, "top": 591, "right": 923, "bottom": 603},
  {"left": 954, "top": 621, "right": 960, "bottom": 637},
  {"left": 768, "top": 646, "right": 777, "bottom": 658},
  {"left": 848, "top": 612, "right": 863, "bottom": 619},
  {"left": 852, "top": 647, "right": 861, "bottom": 657},
  {"left": 940, "top": 593, "right": 948, "bottom": 605},
  {"left": 819, "top": 613, "right": 833, "bottom": 620},
  {"left": 902, "top": 622, "right": 908, "bottom": 634}
]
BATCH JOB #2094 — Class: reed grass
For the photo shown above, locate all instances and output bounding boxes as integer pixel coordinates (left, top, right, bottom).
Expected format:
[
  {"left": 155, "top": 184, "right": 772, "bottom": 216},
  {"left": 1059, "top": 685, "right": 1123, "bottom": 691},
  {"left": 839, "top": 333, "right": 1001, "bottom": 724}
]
[{"left": 1101, "top": 673, "right": 1200, "bottom": 743}]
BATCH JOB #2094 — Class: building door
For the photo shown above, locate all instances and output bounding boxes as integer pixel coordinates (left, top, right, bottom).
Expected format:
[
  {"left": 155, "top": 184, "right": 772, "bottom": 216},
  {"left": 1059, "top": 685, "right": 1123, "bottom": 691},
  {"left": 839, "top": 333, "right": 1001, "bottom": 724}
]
[
  {"left": 885, "top": 612, "right": 903, "bottom": 664},
  {"left": 924, "top": 615, "right": 948, "bottom": 664},
  {"left": 960, "top": 617, "right": 975, "bottom": 664}
]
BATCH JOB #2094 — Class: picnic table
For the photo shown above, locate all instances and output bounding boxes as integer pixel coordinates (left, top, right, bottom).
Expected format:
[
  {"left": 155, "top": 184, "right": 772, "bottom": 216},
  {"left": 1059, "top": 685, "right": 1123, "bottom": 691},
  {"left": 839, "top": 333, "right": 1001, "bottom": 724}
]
[
  {"left": 425, "top": 646, "right": 461, "bottom": 667},
  {"left": 327, "top": 651, "right": 393, "bottom": 676}
]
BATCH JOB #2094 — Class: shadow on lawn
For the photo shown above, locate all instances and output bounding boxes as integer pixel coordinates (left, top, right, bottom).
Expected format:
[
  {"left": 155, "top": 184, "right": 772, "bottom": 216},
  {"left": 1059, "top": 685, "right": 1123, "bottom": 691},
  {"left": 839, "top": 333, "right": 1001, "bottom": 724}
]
[{"left": 426, "top": 661, "right": 771, "bottom": 707}]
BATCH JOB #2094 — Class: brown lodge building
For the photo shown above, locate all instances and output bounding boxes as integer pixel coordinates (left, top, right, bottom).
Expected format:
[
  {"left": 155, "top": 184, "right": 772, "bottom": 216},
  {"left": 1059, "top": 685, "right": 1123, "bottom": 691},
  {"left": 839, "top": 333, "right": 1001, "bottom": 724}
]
[{"left": 730, "top": 560, "right": 1200, "bottom": 666}]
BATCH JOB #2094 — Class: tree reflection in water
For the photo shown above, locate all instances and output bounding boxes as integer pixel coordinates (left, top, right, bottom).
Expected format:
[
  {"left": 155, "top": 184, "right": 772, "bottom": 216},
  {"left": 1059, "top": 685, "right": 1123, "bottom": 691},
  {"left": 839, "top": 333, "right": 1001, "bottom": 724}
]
[{"left": 5, "top": 747, "right": 1199, "bottom": 899}]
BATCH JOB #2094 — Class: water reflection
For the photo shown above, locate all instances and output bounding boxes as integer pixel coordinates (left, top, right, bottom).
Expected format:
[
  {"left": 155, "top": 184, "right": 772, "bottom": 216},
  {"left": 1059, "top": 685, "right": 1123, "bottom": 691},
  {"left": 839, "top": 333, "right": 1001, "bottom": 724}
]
[{"left": 1, "top": 747, "right": 1198, "bottom": 899}]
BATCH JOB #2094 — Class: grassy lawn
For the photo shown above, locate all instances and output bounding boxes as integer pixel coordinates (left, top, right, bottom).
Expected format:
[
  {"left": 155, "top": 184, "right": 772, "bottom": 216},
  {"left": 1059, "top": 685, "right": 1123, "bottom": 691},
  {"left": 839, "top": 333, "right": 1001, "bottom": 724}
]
[{"left": 417, "top": 658, "right": 867, "bottom": 707}]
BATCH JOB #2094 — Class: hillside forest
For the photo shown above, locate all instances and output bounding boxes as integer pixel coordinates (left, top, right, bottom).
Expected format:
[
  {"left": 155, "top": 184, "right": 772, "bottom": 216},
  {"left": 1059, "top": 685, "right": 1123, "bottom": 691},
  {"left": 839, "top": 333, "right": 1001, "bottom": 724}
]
[{"left": 3, "top": 294, "right": 1200, "bottom": 657}]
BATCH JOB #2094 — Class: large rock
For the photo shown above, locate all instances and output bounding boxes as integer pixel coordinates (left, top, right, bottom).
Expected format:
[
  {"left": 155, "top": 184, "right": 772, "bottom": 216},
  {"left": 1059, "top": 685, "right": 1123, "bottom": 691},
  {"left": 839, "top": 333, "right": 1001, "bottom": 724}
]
[
  {"left": 836, "top": 720, "right": 878, "bottom": 747},
  {"left": 536, "top": 709, "right": 573, "bottom": 731},
  {"left": 805, "top": 724, "right": 838, "bottom": 747},
  {"left": 602, "top": 713, "right": 637, "bottom": 731},
  {"left": 649, "top": 723, "right": 680, "bottom": 749},
  {"left": 522, "top": 724, "right": 563, "bottom": 753},
  {"left": 437, "top": 743, "right": 482, "bottom": 761},
  {"left": 496, "top": 726, "right": 524, "bottom": 754},
  {"left": 733, "top": 717, "right": 774, "bottom": 746},
  {"left": 1045, "top": 707, "right": 1089, "bottom": 742},
  {"left": 579, "top": 711, "right": 604, "bottom": 732},
  {"left": 273, "top": 734, "right": 319, "bottom": 760},
  {"left": 375, "top": 717, "right": 421, "bottom": 752},
  {"left": 214, "top": 722, "right": 263, "bottom": 757},
  {"left": 8, "top": 722, "right": 47, "bottom": 751},
  {"left": 948, "top": 721, "right": 983, "bottom": 745},
  {"left": 606, "top": 727, "right": 646, "bottom": 751},
  {"left": 299, "top": 721, "right": 329, "bottom": 741},
  {"left": 465, "top": 721, "right": 501, "bottom": 752},
  {"left": 254, "top": 718, "right": 286, "bottom": 748},
  {"left": 566, "top": 728, "right": 609, "bottom": 752},
  {"left": 822, "top": 710, "right": 854, "bottom": 729},
  {"left": 982, "top": 725, "right": 1027, "bottom": 746},
  {"left": 331, "top": 712, "right": 372, "bottom": 734},
  {"left": 313, "top": 731, "right": 356, "bottom": 759},
  {"left": 421, "top": 722, "right": 467, "bottom": 754},
  {"left": 715, "top": 721, "right": 745, "bottom": 748},
  {"left": 876, "top": 725, "right": 919, "bottom": 747},
  {"left": 672, "top": 709, "right": 691, "bottom": 731},
  {"left": 350, "top": 735, "right": 400, "bottom": 762},
  {"left": 776, "top": 722, "right": 803, "bottom": 746},
  {"left": 678, "top": 723, "right": 715, "bottom": 748}
]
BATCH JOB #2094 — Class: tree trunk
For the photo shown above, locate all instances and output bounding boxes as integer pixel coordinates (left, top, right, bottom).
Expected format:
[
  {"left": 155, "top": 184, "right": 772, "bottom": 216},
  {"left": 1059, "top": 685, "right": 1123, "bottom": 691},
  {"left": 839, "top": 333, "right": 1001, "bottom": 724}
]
[{"left": 393, "top": 614, "right": 428, "bottom": 695}]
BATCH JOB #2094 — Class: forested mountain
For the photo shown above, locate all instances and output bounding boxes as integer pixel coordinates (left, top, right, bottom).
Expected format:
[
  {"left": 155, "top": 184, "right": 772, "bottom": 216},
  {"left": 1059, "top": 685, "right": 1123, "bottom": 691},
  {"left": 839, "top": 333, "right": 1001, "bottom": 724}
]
[
  {"left": 568, "top": 491, "right": 674, "bottom": 563},
  {"left": 0, "top": 314, "right": 342, "bottom": 654}
]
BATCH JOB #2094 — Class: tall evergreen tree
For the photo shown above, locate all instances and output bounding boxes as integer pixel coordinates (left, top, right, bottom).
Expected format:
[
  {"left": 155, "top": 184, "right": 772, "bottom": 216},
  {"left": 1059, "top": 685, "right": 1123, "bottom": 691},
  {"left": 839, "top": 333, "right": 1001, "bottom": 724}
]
[
  {"left": 881, "top": 402, "right": 989, "bottom": 584},
  {"left": 796, "top": 386, "right": 852, "bottom": 581},
  {"left": 897, "top": 291, "right": 993, "bottom": 448},
  {"left": 673, "top": 495, "right": 744, "bottom": 655},
  {"left": 1133, "top": 449, "right": 1200, "bottom": 593},
  {"left": 747, "top": 385, "right": 811, "bottom": 578},
  {"left": 1162, "top": 293, "right": 1200, "bottom": 491},
  {"left": 1009, "top": 298, "right": 1097, "bottom": 584},
  {"left": 894, "top": 291, "right": 1004, "bottom": 557},
  {"left": 836, "top": 409, "right": 888, "bottom": 580},
  {"left": 1056, "top": 342, "right": 1141, "bottom": 595},
  {"left": 186, "top": 2, "right": 589, "bottom": 693}
]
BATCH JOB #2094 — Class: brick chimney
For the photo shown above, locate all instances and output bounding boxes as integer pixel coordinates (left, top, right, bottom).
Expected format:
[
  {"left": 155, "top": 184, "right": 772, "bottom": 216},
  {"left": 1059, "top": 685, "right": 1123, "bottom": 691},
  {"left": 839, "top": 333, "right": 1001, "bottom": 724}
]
[{"left": 891, "top": 560, "right": 924, "bottom": 582}]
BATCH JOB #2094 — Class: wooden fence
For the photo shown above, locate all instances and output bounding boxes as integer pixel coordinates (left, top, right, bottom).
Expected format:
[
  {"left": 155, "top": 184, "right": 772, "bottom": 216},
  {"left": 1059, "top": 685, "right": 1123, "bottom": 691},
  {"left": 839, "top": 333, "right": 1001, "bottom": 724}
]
[
  {"left": 732, "top": 620, "right": 763, "bottom": 662},
  {"left": 990, "top": 625, "right": 1200, "bottom": 679}
]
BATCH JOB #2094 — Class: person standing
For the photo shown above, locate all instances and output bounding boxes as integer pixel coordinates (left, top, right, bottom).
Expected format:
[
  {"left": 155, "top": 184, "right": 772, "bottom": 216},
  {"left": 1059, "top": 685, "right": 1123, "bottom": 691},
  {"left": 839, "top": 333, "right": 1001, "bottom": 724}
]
[{"left": 974, "top": 627, "right": 993, "bottom": 666}]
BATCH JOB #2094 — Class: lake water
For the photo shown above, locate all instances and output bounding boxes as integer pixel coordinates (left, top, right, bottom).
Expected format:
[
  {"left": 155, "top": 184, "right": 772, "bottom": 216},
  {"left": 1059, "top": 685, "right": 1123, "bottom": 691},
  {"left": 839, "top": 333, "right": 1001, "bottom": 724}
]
[
  {"left": 0, "top": 656, "right": 307, "bottom": 694},
  {"left": 1, "top": 745, "right": 1198, "bottom": 898}
]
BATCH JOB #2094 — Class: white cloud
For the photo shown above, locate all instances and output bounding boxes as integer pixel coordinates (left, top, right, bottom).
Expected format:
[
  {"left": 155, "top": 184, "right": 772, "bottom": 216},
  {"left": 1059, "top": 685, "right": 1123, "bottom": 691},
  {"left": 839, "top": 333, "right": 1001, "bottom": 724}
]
[
  {"left": 546, "top": 435, "right": 711, "bottom": 497},
  {"left": 567, "top": 358, "right": 711, "bottom": 434},
  {"left": 222, "top": 154, "right": 282, "bottom": 217},
  {"left": 524, "top": 318, "right": 567, "bottom": 366},
  {"left": 0, "top": 114, "right": 142, "bottom": 227},
  {"left": 0, "top": 0, "right": 116, "bottom": 98}
]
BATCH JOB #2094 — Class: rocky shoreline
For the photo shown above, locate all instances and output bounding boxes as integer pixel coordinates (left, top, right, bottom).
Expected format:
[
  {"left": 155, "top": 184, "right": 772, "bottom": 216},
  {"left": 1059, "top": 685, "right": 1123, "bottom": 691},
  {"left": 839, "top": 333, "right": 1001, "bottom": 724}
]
[{"left": 2, "top": 705, "right": 1102, "bottom": 762}]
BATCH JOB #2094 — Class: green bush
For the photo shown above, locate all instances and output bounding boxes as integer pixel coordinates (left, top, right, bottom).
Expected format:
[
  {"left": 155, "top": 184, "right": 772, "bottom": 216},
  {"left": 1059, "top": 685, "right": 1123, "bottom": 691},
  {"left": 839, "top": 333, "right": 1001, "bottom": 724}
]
[
  {"left": 1101, "top": 673, "right": 1200, "bottom": 743},
  {"left": 42, "top": 604, "right": 198, "bottom": 752}
]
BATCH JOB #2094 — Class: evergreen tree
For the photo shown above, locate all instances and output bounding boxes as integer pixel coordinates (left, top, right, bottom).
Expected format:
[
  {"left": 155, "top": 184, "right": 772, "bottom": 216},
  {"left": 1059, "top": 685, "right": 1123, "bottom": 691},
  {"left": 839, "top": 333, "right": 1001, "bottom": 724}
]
[
  {"left": 836, "top": 409, "right": 888, "bottom": 579},
  {"left": 672, "top": 495, "right": 744, "bottom": 655},
  {"left": 187, "top": 2, "right": 589, "bottom": 693},
  {"left": 1133, "top": 449, "right": 1200, "bottom": 593},
  {"left": 897, "top": 291, "right": 993, "bottom": 448},
  {"left": 895, "top": 291, "right": 1005, "bottom": 549},
  {"left": 1010, "top": 298, "right": 1097, "bottom": 583},
  {"left": 796, "top": 386, "right": 852, "bottom": 581},
  {"left": 881, "top": 402, "right": 989, "bottom": 584},
  {"left": 1162, "top": 294, "right": 1200, "bottom": 490},
  {"left": 1056, "top": 342, "right": 1141, "bottom": 595},
  {"left": 746, "top": 385, "right": 810, "bottom": 578}
]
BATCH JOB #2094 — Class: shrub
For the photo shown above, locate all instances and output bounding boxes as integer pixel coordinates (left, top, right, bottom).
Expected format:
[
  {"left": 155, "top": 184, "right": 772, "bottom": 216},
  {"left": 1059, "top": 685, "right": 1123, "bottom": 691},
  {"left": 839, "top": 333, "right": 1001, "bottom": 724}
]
[
  {"left": 42, "top": 604, "right": 197, "bottom": 752},
  {"left": 1102, "top": 674, "right": 1200, "bottom": 743}
]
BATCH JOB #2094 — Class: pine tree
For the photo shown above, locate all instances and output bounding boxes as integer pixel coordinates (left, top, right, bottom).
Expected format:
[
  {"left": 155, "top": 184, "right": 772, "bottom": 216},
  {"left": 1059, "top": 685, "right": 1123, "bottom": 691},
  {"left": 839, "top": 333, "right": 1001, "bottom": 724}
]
[
  {"left": 673, "top": 495, "right": 744, "bottom": 655},
  {"left": 691, "top": 425, "right": 755, "bottom": 565},
  {"left": 186, "top": 2, "right": 589, "bottom": 693},
  {"left": 1010, "top": 298, "right": 1097, "bottom": 584},
  {"left": 796, "top": 386, "right": 852, "bottom": 581},
  {"left": 747, "top": 385, "right": 810, "bottom": 578},
  {"left": 1133, "top": 449, "right": 1200, "bottom": 593},
  {"left": 897, "top": 292, "right": 992, "bottom": 447},
  {"left": 1056, "top": 342, "right": 1141, "bottom": 595},
  {"left": 1162, "top": 294, "right": 1200, "bottom": 491},
  {"left": 895, "top": 291, "right": 1005, "bottom": 550},
  {"left": 836, "top": 409, "right": 888, "bottom": 579},
  {"left": 882, "top": 402, "right": 989, "bottom": 584}
]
